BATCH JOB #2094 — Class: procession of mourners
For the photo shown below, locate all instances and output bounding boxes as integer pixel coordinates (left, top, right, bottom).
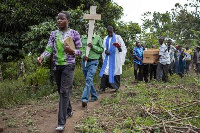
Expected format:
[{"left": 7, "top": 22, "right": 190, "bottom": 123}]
[{"left": 36, "top": 10, "right": 200, "bottom": 131}]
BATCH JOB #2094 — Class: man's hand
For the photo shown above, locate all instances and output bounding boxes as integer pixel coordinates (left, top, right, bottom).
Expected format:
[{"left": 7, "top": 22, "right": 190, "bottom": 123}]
[
  {"left": 64, "top": 46, "right": 75, "bottom": 55},
  {"left": 37, "top": 57, "right": 43, "bottom": 66},
  {"left": 83, "top": 56, "right": 88, "bottom": 61},
  {"left": 88, "top": 43, "right": 93, "bottom": 48},
  {"left": 153, "top": 59, "right": 157, "bottom": 64},
  {"left": 105, "top": 50, "right": 110, "bottom": 55},
  {"left": 117, "top": 47, "right": 122, "bottom": 52}
]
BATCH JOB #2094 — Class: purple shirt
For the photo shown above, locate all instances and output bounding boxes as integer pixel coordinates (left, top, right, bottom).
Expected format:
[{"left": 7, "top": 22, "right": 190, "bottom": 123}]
[{"left": 41, "top": 29, "right": 82, "bottom": 65}]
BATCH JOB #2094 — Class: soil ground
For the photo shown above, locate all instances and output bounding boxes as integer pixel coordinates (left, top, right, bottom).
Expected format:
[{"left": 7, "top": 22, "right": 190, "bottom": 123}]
[{"left": 0, "top": 87, "right": 125, "bottom": 133}]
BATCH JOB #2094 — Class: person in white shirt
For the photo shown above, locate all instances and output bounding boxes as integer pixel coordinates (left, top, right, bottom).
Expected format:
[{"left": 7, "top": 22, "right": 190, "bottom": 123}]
[
  {"left": 167, "top": 39, "right": 176, "bottom": 75},
  {"left": 155, "top": 37, "right": 170, "bottom": 82},
  {"left": 99, "top": 26, "right": 127, "bottom": 93}
]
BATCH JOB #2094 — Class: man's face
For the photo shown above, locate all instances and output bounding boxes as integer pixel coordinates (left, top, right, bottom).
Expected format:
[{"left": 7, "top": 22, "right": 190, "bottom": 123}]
[
  {"left": 57, "top": 13, "right": 69, "bottom": 30},
  {"left": 167, "top": 40, "right": 172, "bottom": 46},
  {"left": 136, "top": 41, "right": 141, "bottom": 47},
  {"left": 159, "top": 38, "right": 164, "bottom": 45},
  {"left": 107, "top": 29, "right": 113, "bottom": 37}
]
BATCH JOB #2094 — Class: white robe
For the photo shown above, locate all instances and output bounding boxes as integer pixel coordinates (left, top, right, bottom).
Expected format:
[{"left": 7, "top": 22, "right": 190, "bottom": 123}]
[{"left": 102, "top": 34, "right": 127, "bottom": 75}]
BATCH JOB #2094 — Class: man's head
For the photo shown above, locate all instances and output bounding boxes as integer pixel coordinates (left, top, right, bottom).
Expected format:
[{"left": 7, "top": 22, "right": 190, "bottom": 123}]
[
  {"left": 178, "top": 45, "right": 182, "bottom": 51},
  {"left": 167, "top": 39, "right": 172, "bottom": 46},
  {"left": 186, "top": 44, "right": 189, "bottom": 50},
  {"left": 175, "top": 45, "right": 179, "bottom": 50},
  {"left": 152, "top": 45, "right": 156, "bottom": 49},
  {"left": 159, "top": 37, "right": 165, "bottom": 45},
  {"left": 57, "top": 11, "right": 70, "bottom": 30},
  {"left": 196, "top": 46, "right": 200, "bottom": 52},
  {"left": 107, "top": 26, "right": 114, "bottom": 37},
  {"left": 136, "top": 41, "right": 141, "bottom": 47}
]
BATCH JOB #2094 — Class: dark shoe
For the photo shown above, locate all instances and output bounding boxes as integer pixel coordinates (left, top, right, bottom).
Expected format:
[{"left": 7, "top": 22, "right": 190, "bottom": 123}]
[
  {"left": 89, "top": 99, "right": 98, "bottom": 102},
  {"left": 98, "top": 88, "right": 105, "bottom": 94},
  {"left": 82, "top": 101, "right": 87, "bottom": 107},
  {"left": 66, "top": 111, "right": 73, "bottom": 119},
  {"left": 114, "top": 88, "right": 119, "bottom": 92}
]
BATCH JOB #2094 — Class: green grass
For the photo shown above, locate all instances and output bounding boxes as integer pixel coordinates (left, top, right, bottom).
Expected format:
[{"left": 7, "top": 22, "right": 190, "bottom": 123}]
[{"left": 75, "top": 68, "right": 200, "bottom": 132}]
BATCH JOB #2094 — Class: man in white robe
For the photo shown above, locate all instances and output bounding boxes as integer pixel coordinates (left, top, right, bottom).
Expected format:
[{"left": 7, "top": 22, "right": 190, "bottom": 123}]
[{"left": 99, "top": 26, "right": 127, "bottom": 93}]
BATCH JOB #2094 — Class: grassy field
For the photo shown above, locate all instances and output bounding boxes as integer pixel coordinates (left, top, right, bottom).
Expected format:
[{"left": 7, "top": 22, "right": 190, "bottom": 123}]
[
  {"left": 75, "top": 68, "right": 200, "bottom": 133},
  {"left": 0, "top": 66, "right": 199, "bottom": 132}
]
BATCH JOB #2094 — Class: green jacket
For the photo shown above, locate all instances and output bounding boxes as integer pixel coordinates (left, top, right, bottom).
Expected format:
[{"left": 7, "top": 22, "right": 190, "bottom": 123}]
[{"left": 81, "top": 34, "right": 104, "bottom": 59}]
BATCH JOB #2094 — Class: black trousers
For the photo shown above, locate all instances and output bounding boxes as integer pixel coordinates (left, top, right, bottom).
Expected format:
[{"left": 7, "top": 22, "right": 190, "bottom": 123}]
[
  {"left": 150, "top": 64, "right": 157, "bottom": 80},
  {"left": 134, "top": 62, "right": 143, "bottom": 81},
  {"left": 54, "top": 64, "right": 75, "bottom": 126},
  {"left": 143, "top": 64, "right": 149, "bottom": 83},
  {"left": 100, "top": 74, "right": 120, "bottom": 90}
]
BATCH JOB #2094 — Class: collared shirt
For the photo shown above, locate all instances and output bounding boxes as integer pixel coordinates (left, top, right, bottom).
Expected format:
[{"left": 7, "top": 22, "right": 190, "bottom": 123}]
[
  {"left": 159, "top": 43, "right": 170, "bottom": 65},
  {"left": 41, "top": 29, "right": 82, "bottom": 65},
  {"left": 81, "top": 34, "right": 104, "bottom": 59},
  {"left": 133, "top": 46, "right": 143, "bottom": 65}
]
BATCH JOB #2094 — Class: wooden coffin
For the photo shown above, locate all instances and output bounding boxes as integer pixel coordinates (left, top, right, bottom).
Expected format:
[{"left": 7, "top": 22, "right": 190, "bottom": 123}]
[{"left": 143, "top": 49, "right": 159, "bottom": 64}]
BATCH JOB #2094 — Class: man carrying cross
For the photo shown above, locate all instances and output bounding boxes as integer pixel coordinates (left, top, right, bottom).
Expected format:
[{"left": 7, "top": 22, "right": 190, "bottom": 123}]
[
  {"left": 81, "top": 23, "right": 104, "bottom": 107},
  {"left": 99, "top": 26, "right": 127, "bottom": 93},
  {"left": 81, "top": 6, "right": 102, "bottom": 107}
]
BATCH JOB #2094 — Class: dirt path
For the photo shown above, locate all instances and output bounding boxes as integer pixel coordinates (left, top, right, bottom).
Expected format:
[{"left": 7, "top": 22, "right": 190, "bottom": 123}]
[{"left": 0, "top": 87, "right": 125, "bottom": 133}]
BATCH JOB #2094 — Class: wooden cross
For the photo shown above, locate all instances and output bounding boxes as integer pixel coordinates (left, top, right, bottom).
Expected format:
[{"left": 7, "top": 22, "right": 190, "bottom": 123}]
[{"left": 83, "top": 6, "right": 101, "bottom": 66}]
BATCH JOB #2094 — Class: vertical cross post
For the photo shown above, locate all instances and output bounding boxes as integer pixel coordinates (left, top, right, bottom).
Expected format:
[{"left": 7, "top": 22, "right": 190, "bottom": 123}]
[{"left": 83, "top": 6, "right": 101, "bottom": 66}]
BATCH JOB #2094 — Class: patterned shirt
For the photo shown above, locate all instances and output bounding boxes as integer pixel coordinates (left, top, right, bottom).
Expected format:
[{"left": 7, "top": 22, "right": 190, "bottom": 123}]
[
  {"left": 41, "top": 29, "right": 82, "bottom": 65},
  {"left": 133, "top": 46, "right": 143, "bottom": 65}
]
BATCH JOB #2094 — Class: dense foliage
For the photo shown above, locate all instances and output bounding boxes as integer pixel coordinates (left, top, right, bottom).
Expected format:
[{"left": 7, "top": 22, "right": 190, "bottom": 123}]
[
  {"left": 0, "top": 0, "right": 126, "bottom": 62},
  {"left": 141, "top": 0, "right": 200, "bottom": 49}
]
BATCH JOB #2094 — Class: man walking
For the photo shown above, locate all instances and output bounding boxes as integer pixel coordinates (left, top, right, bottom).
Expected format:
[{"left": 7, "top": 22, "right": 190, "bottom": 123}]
[
  {"left": 99, "top": 26, "right": 127, "bottom": 93},
  {"left": 155, "top": 37, "right": 170, "bottom": 82},
  {"left": 81, "top": 24, "right": 104, "bottom": 107}
]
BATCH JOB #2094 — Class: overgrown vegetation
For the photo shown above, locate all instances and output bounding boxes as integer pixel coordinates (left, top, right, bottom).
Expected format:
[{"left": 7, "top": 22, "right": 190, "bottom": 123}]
[{"left": 75, "top": 69, "right": 200, "bottom": 132}]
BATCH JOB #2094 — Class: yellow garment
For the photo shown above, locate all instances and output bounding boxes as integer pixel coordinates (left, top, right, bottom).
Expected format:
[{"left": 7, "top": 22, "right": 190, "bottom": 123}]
[{"left": 185, "top": 49, "right": 193, "bottom": 60}]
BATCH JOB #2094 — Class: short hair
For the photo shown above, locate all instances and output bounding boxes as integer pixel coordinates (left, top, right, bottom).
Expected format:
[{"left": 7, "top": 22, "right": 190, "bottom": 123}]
[
  {"left": 60, "top": 11, "right": 70, "bottom": 20},
  {"left": 107, "top": 26, "right": 113, "bottom": 31}
]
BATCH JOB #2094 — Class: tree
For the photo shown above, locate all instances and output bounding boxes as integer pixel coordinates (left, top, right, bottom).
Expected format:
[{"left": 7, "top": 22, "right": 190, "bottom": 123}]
[
  {"left": 0, "top": 0, "right": 124, "bottom": 62},
  {"left": 141, "top": 0, "right": 200, "bottom": 48}
]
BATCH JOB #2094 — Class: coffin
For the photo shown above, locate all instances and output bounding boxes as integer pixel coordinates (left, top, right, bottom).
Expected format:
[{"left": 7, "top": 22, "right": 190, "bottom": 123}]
[{"left": 143, "top": 49, "right": 159, "bottom": 64}]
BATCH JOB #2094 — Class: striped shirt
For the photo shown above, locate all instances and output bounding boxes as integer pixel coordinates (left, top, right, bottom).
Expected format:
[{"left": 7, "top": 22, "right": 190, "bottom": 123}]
[{"left": 41, "top": 29, "right": 82, "bottom": 65}]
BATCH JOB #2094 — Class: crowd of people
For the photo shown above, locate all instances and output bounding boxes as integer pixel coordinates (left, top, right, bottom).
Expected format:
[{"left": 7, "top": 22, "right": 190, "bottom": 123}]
[
  {"left": 133, "top": 37, "right": 200, "bottom": 83},
  {"left": 36, "top": 11, "right": 199, "bottom": 131}
]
